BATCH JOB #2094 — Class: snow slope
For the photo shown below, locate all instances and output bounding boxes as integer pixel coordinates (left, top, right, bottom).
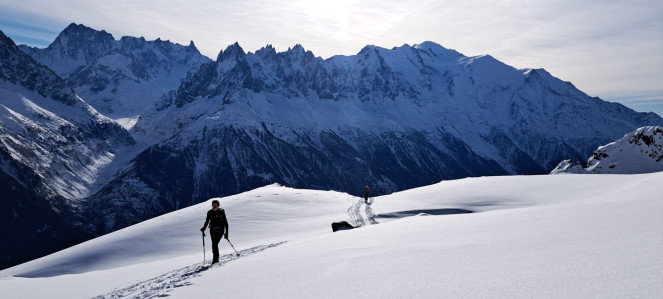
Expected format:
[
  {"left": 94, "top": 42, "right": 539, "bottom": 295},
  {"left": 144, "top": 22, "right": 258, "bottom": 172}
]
[
  {"left": 1, "top": 172, "right": 661, "bottom": 298},
  {"left": 551, "top": 126, "right": 663, "bottom": 174}
]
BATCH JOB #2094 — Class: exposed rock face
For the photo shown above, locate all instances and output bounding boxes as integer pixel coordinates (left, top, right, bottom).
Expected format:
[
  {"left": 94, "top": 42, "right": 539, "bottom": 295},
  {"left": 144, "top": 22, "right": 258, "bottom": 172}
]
[{"left": 551, "top": 126, "right": 663, "bottom": 174}]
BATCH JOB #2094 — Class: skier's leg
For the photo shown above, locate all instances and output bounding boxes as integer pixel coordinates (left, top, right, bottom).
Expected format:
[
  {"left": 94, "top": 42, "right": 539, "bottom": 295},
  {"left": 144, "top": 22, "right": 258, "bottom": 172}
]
[{"left": 211, "top": 231, "right": 222, "bottom": 263}]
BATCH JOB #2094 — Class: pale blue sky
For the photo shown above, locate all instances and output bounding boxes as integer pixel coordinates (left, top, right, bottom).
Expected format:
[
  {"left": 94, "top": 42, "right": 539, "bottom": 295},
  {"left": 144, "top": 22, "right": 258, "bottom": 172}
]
[{"left": 1, "top": 0, "right": 661, "bottom": 117}]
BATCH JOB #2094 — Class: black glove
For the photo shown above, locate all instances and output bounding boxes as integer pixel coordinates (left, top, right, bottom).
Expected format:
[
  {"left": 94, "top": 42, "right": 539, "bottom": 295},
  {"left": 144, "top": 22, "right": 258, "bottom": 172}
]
[
  {"left": 200, "top": 227, "right": 205, "bottom": 232},
  {"left": 224, "top": 233, "right": 228, "bottom": 239}
]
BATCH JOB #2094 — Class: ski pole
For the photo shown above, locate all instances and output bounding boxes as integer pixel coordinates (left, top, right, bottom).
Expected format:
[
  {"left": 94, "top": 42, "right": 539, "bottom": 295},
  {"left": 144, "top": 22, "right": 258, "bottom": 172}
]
[
  {"left": 202, "top": 231, "right": 206, "bottom": 263},
  {"left": 227, "top": 238, "right": 240, "bottom": 257}
]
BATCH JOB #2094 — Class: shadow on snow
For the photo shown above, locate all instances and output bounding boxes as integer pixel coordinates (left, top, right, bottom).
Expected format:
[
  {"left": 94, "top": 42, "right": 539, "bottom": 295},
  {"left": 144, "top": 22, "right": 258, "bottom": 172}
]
[{"left": 376, "top": 209, "right": 474, "bottom": 219}]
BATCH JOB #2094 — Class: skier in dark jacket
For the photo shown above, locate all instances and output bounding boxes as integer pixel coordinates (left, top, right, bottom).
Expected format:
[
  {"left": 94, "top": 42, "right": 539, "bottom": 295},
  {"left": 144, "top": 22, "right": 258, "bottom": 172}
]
[
  {"left": 364, "top": 185, "right": 371, "bottom": 204},
  {"left": 200, "top": 199, "right": 229, "bottom": 264}
]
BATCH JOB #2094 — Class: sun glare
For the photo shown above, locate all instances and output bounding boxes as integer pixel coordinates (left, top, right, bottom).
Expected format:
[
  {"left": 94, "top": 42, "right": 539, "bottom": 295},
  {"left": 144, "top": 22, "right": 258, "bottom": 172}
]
[{"left": 296, "top": 0, "right": 356, "bottom": 20}]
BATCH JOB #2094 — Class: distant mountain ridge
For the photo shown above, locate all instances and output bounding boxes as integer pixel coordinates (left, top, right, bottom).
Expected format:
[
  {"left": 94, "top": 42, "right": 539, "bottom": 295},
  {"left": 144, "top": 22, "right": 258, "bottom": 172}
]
[{"left": 19, "top": 23, "right": 211, "bottom": 120}]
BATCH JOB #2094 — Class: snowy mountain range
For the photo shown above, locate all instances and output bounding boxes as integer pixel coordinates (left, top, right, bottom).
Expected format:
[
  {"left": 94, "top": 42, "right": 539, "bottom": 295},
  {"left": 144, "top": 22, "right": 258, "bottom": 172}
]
[
  {"left": 551, "top": 126, "right": 663, "bottom": 174},
  {"left": 19, "top": 23, "right": 210, "bottom": 123},
  {"left": 2, "top": 23, "right": 663, "bottom": 269},
  {"left": 94, "top": 40, "right": 663, "bottom": 234}
]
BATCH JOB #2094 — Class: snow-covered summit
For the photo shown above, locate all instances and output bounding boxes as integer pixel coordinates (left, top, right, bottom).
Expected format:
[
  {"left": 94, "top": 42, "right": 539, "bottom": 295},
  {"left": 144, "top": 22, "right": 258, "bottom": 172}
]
[
  {"left": 18, "top": 23, "right": 116, "bottom": 78},
  {"left": 413, "top": 40, "right": 455, "bottom": 53},
  {"left": 551, "top": 126, "right": 663, "bottom": 174},
  {"left": 19, "top": 23, "right": 211, "bottom": 120}
]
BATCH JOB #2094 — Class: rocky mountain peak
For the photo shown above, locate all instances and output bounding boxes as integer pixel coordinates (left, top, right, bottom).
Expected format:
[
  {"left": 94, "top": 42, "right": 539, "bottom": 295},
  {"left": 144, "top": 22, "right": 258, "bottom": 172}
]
[
  {"left": 48, "top": 22, "right": 115, "bottom": 57},
  {"left": 288, "top": 44, "right": 305, "bottom": 53},
  {"left": 187, "top": 40, "right": 198, "bottom": 52},
  {"left": 551, "top": 126, "right": 663, "bottom": 174},
  {"left": 255, "top": 44, "right": 277, "bottom": 59},
  {"left": 0, "top": 29, "right": 78, "bottom": 105},
  {"left": 216, "top": 42, "right": 246, "bottom": 62},
  {"left": 119, "top": 35, "right": 147, "bottom": 50},
  {"left": 55, "top": 23, "right": 114, "bottom": 42},
  {"left": 358, "top": 44, "right": 377, "bottom": 55},
  {"left": 413, "top": 41, "right": 455, "bottom": 55},
  {"left": 19, "top": 24, "right": 212, "bottom": 119}
]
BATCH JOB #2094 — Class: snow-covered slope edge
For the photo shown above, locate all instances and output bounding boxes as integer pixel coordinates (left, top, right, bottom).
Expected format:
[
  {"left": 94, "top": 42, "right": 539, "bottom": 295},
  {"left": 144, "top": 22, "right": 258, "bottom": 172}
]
[
  {"left": 1, "top": 172, "right": 661, "bottom": 298},
  {"left": 551, "top": 126, "right": 663, "bottom": 174}
]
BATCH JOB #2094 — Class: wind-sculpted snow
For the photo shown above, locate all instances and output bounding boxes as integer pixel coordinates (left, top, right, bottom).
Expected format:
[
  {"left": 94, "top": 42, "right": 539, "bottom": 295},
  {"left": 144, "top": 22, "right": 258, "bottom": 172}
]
[{"left": 96, "top": 242, "right": 285, "bottom": 299}]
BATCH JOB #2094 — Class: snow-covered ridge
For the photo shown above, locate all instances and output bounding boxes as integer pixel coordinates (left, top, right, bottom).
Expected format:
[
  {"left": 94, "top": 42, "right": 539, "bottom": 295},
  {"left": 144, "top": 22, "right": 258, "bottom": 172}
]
[
  {"left": 19, "top": 23, "right": 211, "bottom": 120},
  {"left": 551, "top": 126, "right": 663, "bottom": 174},
  {"left": 1, "top": 30, "right": 77, "bottom": 106},
  {"left": 18, "top": 23, "right": 205, "bottom": 79}
]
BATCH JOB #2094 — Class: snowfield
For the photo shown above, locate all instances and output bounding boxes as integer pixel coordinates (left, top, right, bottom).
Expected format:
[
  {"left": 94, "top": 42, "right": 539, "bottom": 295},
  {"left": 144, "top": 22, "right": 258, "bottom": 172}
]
[{"left": 1, "top": 172, "right": 662, "bottom": 298}]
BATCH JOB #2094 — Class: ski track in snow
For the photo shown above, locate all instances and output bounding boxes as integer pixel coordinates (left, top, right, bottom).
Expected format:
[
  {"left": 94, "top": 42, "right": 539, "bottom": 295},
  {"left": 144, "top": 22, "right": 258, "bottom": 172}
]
[
  {"left": 364, "top": 200, "right": 378, "bottom": 225},
  {"left": 95, "top": 242, "right": 285, "bottom": 299},
  {"left": 347, "top": 197, "right": 364, "bottom": 227},
  {"left": 347, "top": 197, "right": 378, "bottom": 227}
]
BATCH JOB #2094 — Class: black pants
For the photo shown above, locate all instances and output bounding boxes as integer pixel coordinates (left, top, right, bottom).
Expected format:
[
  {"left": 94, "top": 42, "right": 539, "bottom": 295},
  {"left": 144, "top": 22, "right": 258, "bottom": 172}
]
[{"left": 210, "top": 230, "right": 223, "bottom": 262}]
